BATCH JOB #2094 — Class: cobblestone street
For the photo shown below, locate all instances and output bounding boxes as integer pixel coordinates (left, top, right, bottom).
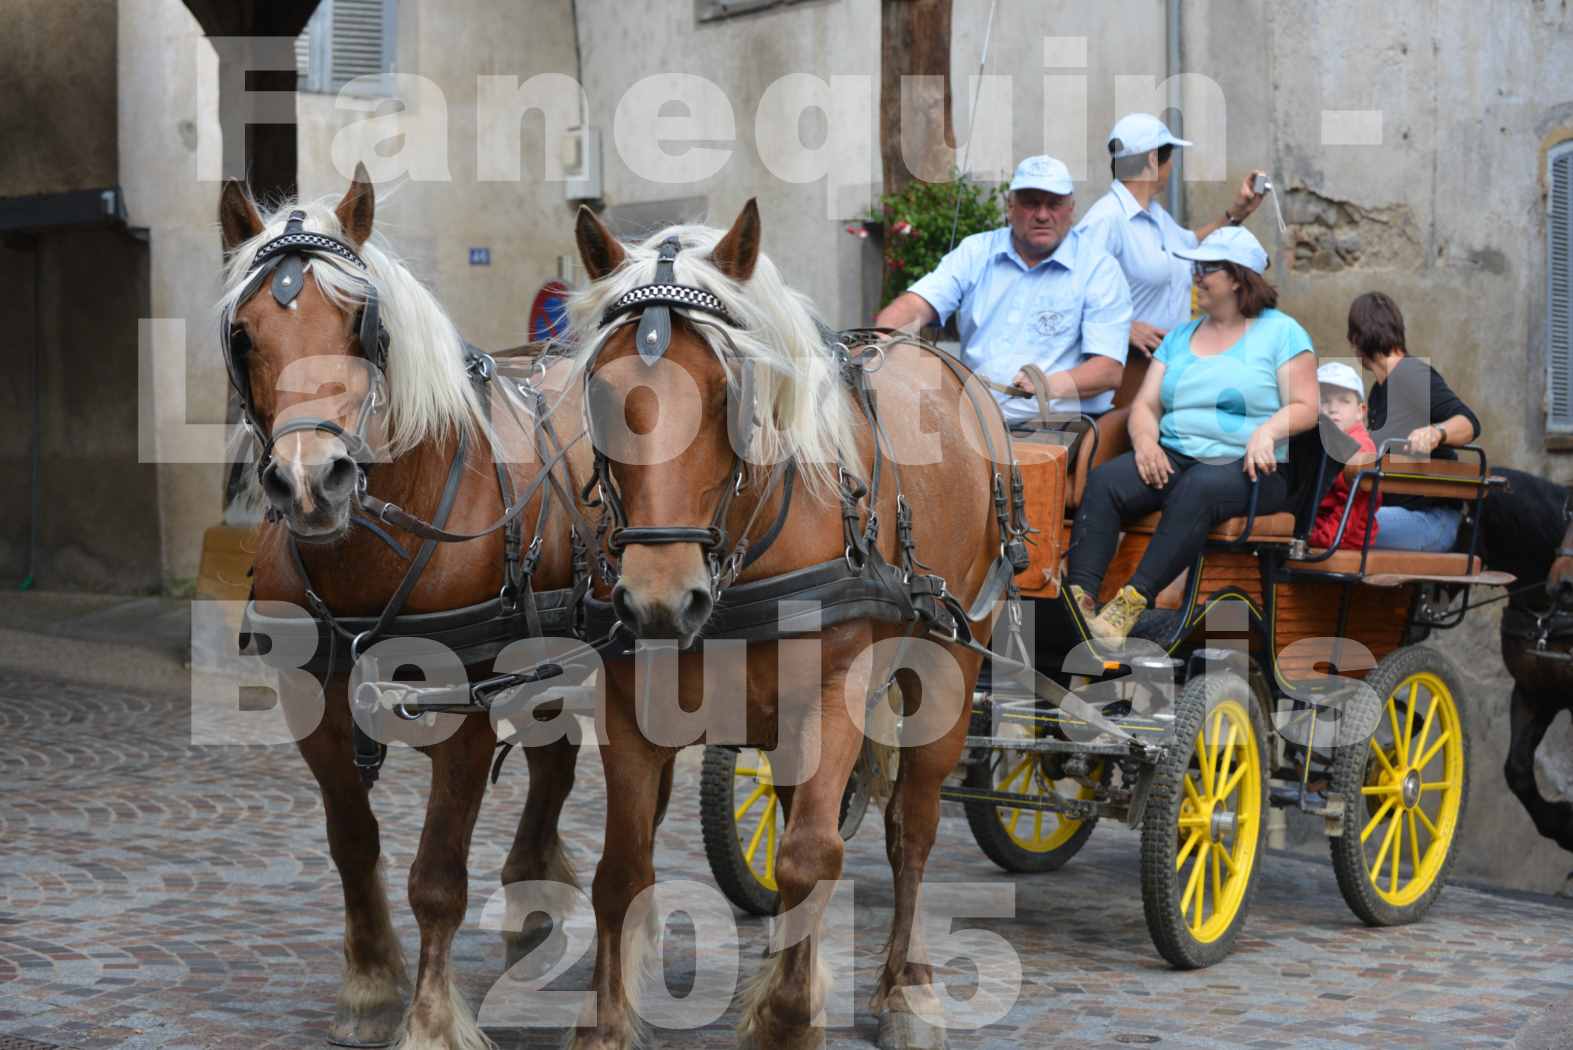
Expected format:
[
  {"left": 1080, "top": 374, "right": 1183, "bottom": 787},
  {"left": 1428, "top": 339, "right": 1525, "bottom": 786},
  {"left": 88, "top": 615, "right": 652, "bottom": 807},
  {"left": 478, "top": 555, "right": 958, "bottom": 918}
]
[{"left": 4, "top": 644, "right": 1573, "bottom": 1050}]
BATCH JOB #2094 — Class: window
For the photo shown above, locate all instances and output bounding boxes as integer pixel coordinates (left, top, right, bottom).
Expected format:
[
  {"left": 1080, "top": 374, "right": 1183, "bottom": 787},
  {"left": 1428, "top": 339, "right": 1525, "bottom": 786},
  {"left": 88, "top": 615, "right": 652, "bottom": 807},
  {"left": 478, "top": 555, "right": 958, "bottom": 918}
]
[
  {"left": 1549, "top": 141, "right": 1573, "bottom": 432},
  {"left": 296, "top": 0, "right": 397, "bottom": 95},
  {"left": 697, "top": 0, "right": 823, "bottom": 23}
]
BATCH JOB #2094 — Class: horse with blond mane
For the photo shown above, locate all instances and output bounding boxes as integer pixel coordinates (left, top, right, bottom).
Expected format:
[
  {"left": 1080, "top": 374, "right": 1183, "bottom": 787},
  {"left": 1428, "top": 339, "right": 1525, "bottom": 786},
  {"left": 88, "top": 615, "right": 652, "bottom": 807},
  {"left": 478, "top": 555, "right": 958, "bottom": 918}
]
[
  {"left": 219, "top": 165, "right": 598, "bottom": 1050},
  {"left": 566, "top": 201, "right": 1024, "bottom": 1050}
]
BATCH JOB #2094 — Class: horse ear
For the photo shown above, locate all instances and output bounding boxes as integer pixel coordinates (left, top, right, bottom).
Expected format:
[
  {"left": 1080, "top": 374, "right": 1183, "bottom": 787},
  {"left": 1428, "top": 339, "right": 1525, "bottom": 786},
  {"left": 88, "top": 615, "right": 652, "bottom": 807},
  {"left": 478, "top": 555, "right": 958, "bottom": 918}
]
[
  {"left": 219, "top": 179, "right": 264, "bottom": 253},
  {"left": 576, "top": 205, "right": 626, "bottom": 281},
  {"left": 710, "top": 198, "right": 761, "bottom": 282},
  {"left": 335, "top": 162, "right": 376, "bottom": 245}
]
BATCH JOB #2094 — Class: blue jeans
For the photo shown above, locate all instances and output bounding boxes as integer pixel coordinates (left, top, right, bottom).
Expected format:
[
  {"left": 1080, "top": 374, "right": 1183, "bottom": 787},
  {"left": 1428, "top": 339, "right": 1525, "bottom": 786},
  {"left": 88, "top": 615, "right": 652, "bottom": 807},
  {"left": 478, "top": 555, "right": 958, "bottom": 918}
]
[{"left": 1372, "top": 504, "right": 1460, "bottom": 552}]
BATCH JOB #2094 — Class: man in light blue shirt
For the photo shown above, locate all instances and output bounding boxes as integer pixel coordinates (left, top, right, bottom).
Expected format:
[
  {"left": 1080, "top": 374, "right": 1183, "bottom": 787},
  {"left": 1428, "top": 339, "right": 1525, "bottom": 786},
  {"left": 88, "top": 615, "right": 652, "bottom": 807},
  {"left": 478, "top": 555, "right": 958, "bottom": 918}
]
[
  {"left": 1078, "top": 113, "right": 1267, "bottom": 356},
  {"left": 874, "top": 155, "right": 1132, "bottom": 425}
]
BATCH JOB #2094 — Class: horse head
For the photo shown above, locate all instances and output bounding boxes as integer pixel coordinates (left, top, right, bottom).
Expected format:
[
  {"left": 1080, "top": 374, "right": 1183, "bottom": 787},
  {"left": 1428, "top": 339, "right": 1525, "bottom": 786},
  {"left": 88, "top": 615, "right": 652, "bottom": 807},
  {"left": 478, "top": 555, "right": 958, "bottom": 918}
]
[
  {"left": 219, "top": 164, "right": 389, "bottom": 541},
  {"left": 573, "top": 204, "right": 766, "bottom": 645}
]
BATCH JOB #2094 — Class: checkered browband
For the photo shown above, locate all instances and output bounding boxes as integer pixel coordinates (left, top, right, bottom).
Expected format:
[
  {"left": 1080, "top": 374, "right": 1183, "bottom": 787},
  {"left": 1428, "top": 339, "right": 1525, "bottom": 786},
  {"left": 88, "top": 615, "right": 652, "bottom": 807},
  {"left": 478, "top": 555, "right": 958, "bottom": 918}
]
[
  {"left": 250, "top": 232, "right": 370, "bottom": 273},
  {"left": 600, "top": 283, "right": 738, "bottom": 328}
]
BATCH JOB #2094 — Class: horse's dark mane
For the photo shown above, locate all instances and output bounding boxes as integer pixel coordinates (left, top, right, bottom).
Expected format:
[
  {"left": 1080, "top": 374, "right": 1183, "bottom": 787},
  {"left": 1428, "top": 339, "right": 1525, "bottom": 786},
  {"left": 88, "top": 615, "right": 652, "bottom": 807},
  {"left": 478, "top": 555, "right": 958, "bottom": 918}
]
[{"left": 1477, "top": 466, "right": 1569, "bottom": 605}]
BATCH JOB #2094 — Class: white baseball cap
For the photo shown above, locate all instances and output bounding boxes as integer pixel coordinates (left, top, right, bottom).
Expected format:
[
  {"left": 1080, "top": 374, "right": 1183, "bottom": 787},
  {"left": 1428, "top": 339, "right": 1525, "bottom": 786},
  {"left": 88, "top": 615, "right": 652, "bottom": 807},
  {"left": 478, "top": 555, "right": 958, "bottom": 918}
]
[
  {"left": 1009, "top": 155, "right": 1074, "bottom": 196},
  {"left": 1174, "top": 226, "right": 1271, "bottom": 274},
  {"left": 1317, "top": 361, "right": 1365, "bottom": 397},
  {"left": 1108, "top": 113, "right": 1193, "bottom": 159}
]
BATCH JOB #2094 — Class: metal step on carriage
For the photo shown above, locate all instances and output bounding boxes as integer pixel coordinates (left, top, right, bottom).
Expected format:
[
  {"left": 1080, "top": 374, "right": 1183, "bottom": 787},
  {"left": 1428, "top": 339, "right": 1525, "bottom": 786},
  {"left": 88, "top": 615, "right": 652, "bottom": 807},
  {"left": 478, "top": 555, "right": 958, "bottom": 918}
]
[{"left": 700, "top": 358, "right": 1509, "bottom": 968}]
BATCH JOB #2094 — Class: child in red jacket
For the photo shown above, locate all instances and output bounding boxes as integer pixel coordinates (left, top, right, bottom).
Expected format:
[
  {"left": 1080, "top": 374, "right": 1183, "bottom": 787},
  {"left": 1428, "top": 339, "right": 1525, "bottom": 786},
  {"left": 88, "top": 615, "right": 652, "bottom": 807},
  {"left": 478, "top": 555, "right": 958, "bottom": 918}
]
[{"left": 1311, "top": 362, "right": 1380, "bottom": 550}]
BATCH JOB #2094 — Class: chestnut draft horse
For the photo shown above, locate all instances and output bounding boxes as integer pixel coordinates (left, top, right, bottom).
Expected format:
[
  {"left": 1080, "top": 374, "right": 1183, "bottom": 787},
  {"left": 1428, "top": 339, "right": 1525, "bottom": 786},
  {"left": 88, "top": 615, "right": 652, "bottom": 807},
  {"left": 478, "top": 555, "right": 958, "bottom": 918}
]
[
  {"left": 219, "top": 168, "right": 597, "bottom": 1050},
  {"left": 566, "top": 202, "right": 1019, "bottom": 1050}
]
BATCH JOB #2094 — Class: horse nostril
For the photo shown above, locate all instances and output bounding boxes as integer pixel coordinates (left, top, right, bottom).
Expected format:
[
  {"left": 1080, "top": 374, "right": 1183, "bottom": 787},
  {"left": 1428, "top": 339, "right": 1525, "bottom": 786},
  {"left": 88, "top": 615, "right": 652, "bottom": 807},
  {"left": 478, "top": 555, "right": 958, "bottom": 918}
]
[
  {"left": 318, "top": 455, "right": 360, "bottom": 501},
  {"left": 611, "top": 585, "right": 638, "bottom": 629},
  {"left": 260, "top": 463, "right": 293, "bottom": 509},
  {"left": 680, "top": 587, "right": 714, "bottom": 632}
]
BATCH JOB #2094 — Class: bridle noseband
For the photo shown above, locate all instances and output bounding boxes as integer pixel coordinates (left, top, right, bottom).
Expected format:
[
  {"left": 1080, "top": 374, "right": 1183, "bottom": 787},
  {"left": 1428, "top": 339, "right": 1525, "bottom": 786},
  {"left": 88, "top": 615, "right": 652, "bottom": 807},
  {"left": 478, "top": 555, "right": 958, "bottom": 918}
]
[
  {"left": 223, "top": 209, "right": 391, "bottom": 484},
  {"left": 585, "top": 236, "right": 793, "bottom": 596}
]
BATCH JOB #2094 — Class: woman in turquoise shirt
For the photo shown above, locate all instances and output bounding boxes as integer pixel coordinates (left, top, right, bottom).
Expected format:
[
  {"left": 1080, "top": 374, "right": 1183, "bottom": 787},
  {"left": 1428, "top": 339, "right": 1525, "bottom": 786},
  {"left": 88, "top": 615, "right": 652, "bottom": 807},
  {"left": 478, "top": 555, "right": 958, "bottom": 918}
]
[{"left": 1066, "top": 227, "right": 1320, "bottom": 644}]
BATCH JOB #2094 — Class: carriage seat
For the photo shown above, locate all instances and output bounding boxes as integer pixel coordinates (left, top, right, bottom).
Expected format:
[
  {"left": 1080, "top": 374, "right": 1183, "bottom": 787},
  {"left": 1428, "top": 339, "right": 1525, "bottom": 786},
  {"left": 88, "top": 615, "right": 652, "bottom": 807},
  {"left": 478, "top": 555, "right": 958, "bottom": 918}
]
[
  {"left": 1125, "top": 510, "right": 1298, "bottom": 544},
  {"left": 1284, "top": 549, "right": 1514, "bottom": 587}
]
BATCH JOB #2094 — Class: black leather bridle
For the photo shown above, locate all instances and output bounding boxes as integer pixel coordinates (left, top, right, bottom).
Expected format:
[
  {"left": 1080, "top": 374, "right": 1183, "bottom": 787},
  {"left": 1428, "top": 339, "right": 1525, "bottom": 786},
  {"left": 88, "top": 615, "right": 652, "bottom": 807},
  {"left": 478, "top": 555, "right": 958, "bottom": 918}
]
[
  {"left": 223, "top": 210, "right": 391, "bottom": 486},
  {"left": 584, "top": 236, "right": 796, "bottom": 597}
]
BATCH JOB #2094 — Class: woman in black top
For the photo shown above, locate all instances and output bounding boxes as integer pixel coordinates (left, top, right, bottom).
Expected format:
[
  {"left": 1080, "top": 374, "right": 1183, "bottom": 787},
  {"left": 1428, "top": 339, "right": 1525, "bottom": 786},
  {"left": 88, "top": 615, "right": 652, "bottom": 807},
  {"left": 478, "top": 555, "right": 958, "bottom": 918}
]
[{"left": 1348, "top": 292, "right": 1482, "bottom": 551}]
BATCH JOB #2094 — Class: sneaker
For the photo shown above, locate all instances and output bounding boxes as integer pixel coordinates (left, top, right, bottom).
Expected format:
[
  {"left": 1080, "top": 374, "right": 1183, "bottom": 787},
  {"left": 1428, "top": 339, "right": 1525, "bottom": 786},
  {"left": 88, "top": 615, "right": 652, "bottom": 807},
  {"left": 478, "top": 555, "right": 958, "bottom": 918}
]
[
  {"left": 1088, "top": 585, "right": 1147, "bottom": 645},
  {"left": 1068, "top": 584, "right": 1098, "bottom": 620}
]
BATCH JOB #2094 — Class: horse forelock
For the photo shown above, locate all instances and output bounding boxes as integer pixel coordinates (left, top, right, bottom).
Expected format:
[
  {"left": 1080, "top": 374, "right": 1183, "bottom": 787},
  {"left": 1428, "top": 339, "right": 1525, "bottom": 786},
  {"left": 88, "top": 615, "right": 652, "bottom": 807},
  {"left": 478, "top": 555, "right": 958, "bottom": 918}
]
[
  {"left": 566, "top": 221, "right": 859, "bottom": 494},
  {"left": 216, "top": 196, "right": 486, "bottom": 460}
]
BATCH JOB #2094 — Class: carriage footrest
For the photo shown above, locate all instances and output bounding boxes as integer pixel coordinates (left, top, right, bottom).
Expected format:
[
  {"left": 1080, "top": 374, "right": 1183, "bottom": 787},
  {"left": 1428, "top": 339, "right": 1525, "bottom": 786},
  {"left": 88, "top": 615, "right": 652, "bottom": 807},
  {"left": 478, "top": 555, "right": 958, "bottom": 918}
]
[{"left": 939, "top": 783, "right": 1100, "bottom": 820}]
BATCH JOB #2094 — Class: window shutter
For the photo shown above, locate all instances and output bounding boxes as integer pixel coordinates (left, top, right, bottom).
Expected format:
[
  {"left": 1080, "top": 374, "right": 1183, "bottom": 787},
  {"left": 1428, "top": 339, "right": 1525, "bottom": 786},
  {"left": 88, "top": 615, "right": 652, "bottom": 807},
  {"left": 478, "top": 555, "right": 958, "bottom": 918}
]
[
  {"left": 329, "top": 0, "right": 393, "bottom": 91},
  {"left": 1550, "top": 145, "right": 1573, "bottom": 431}
]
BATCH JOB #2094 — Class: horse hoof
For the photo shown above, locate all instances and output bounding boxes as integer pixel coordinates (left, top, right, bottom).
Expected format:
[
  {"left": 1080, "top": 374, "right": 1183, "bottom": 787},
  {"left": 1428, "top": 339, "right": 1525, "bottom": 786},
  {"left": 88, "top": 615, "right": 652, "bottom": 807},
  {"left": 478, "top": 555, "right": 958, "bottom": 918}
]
[
  {"left": 327, "top": 998, "right": 402, "bottom": 1048},
  {"left": 878, "top": 1008, "right": 947, "bottom": 1050}
]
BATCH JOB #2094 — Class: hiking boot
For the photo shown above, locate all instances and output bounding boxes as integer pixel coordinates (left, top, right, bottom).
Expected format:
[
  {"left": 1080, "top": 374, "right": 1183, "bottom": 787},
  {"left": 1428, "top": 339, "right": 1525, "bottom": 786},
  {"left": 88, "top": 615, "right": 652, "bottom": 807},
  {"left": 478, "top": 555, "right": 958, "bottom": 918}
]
[
  {"left": 1068, "top": 584, "right": 1098, "bottom": 621},
  {"left": 1088, "top": 585, "right": 1147, "bottom": 645}
]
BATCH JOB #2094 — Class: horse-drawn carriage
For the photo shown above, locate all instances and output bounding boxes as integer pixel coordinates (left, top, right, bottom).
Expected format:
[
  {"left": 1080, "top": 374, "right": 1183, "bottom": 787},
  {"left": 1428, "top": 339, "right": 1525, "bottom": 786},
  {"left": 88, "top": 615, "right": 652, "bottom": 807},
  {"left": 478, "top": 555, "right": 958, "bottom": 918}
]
[
  {"left": 701, "top": 336, "right": 1507, "bottom": 968},
  {"left": 224, "top": 171, "right": 1531, "bottom": 1049}
]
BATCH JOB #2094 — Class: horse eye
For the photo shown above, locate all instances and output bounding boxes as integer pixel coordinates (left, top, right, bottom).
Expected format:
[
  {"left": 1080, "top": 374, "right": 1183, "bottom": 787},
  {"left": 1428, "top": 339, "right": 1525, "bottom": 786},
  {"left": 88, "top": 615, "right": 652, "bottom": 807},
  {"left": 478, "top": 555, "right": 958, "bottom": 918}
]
[{"left": 230, "top": 327, "right": 252, "bottom": 351}]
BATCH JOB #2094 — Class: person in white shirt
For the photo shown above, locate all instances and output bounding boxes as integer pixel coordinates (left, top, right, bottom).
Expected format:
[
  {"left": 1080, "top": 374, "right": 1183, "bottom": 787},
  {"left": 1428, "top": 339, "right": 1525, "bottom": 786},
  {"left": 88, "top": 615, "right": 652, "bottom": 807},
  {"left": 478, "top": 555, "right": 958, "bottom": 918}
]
[{"left": 1077, "top": 113, "right": 1269, "bottom": 359}]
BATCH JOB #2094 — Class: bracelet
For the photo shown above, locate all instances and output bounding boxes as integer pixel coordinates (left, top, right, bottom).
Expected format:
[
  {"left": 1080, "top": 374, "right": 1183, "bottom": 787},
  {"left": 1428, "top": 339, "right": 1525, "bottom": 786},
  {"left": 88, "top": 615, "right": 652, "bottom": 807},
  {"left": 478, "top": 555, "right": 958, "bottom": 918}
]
[{"left": 1225, "top": 209, "right": 1243, "bottom": 226}]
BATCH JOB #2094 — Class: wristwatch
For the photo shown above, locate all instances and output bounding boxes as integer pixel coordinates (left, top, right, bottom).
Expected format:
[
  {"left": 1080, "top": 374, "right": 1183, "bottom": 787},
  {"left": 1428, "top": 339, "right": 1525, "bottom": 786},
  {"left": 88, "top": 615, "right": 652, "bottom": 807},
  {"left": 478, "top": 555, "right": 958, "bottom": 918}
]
[
  {"left": 1433, "top": 424, "right": 1446, "bottom": 447},
  {"left": 1225, "top": 209, "right": 1244, "bottom": 226}
]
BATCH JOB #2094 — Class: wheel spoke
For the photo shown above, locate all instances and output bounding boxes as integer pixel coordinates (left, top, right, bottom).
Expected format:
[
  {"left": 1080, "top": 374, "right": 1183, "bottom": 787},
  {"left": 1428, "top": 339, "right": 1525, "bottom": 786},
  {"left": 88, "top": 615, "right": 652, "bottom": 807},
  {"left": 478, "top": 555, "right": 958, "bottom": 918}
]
[
  {"left": 735, "top": 766, "right": 758, "bottom": 777},
  {"left": 1407, "top": 811, "right": 1422, "bottom": 873},
  {"left": 1194, "top": 850, "right": 1208, "bottom": 929},
  {"left": 1176, "top": 829, "right": 1203, "bottom": 872},
  {"left": 1361, "top": 796, "right": 1397, "bottom": 843},
  {"left": 1006, "top": 807, "right": 1024, "bottom": 834},
  {"left": 745, "top": 797, "right": 776, "bottom": 865},
  {"left": 1210, "top": 843, "right": 1224, "bottom": 915},
  {"left": 1219, "top": 760, "right": 1249, "bottom": 802},
  {"left": 1415, "top": 731, "right": 1452, "bottom": 771},
  {"left": 1369, "top": 805, "right": 1401, "bottom": 878},
  {"left": 1183, "top": 773, "right": 1204, "bottom": 809},
  {"left": 1180, "top": 843, "right": 1205, "bottom": 910},
  {"left": 1414, "top": 804, "right": 1440, "bottom": 838},
  {"left": 1369, "top": 737, "right": 1399, "bottom": 778},
  {"left": 1209, "top": 709, "right": 1227, "bottom": 786},
  {"left": 1420, "top": 779, "right": 1459, "bottom": 793},
  {"left": 1361, "top": 783, "right": 1400, "bottom": 796},
  {"left": 734, "top": 783, "right": 768, "bottom": 823},
  {"left": 1216, "top": 841, "right": 1238, "bottom": 877},
  {"left": 1000, "top": 755, "right": 1033, "bottom": 791},
  {"left": 1411, "top": 694, "right": 1440, "bottom": 767},
  {"left": 1387, "top": 697, "right": 1405, "bottom": 762},
  {"left": 1216, "top": 722, "right": 1240, "bottom": 802},
  {"left": 1033, "top": 809, "right": 1044, "bottom": 844},
  {"left": 1389, "top": 810, "right": 1402, "bottom": 892},
  {"left": 1400, "top": 680, "right": 1420, "bottom": 763},
  {"left": 1196, "top": 731, "right": 1214, "bottom": 795}
]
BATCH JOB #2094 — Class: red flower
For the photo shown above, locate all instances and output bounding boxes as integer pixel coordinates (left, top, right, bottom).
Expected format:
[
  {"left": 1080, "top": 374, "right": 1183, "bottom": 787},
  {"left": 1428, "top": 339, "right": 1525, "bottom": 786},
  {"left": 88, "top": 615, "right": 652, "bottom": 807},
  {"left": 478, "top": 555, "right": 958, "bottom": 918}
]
[{"left": 893, "top": 220, "right": 914, "bottom": 237}]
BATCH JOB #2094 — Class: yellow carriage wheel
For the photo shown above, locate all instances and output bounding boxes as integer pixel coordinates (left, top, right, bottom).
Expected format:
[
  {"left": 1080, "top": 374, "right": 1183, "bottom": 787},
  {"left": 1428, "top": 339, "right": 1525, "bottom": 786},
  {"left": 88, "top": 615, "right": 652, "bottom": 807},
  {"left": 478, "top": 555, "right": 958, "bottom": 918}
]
[
  {"left": 1140, "top": 672, "right": 1268, "bottom": 969},
  {"left": 699, "top": 746, "right": 782, "bottom": 916},
  {"left": 962, "top": 728, "right": 1102, "bottom": 873},
  {"left": 1329, "top": 646, "right": 1469, "bottom": 926}
]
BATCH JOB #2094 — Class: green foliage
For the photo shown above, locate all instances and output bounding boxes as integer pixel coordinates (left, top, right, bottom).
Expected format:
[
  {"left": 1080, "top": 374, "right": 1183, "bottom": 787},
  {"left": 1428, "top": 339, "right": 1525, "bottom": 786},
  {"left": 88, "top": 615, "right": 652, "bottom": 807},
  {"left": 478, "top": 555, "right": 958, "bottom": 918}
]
[{"left": 872, "top": 175, "right": 1006, "bottom": 305}]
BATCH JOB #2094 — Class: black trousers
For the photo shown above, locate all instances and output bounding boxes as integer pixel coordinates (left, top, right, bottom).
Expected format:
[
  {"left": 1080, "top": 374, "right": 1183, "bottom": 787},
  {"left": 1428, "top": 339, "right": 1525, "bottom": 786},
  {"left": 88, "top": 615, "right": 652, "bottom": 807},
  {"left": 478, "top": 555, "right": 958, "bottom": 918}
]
[{"left": 1065, "top": 448, "right": 1292, "bottom": 602}]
